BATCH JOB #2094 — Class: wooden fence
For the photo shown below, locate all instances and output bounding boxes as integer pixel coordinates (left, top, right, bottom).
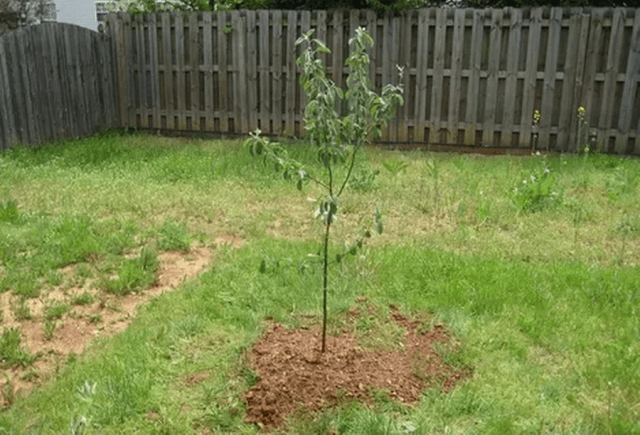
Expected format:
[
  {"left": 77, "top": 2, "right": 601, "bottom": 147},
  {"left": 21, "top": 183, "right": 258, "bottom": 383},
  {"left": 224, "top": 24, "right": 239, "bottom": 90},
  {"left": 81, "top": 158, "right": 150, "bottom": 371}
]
[
  {"left": 105, "top": 8, "right": 640, "bottom": 154},
  {"left": 1, "top": 10, "right": 638, "bottom": 153},
  {"left": 0, "top": 23, "right": 117, "bottom": 150}
]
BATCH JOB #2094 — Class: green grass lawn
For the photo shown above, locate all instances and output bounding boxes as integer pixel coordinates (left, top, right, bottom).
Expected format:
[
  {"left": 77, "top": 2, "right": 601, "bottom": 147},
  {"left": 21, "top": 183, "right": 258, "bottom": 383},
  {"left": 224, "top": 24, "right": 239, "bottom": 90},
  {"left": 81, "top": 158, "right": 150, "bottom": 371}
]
[{"left": 0, "top": 131, "right": 638, "bottom": 433}]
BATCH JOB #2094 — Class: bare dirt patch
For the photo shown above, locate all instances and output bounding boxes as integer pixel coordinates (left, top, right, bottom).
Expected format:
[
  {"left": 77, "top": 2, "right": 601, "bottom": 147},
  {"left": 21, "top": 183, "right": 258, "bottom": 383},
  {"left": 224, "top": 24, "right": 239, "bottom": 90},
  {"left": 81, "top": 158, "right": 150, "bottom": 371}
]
[
  {"left": 244, "top": 308, "right": 471, "bottom": 430},
  {"left": 0, "top": 244, "right": 216, "bottom": 402}
]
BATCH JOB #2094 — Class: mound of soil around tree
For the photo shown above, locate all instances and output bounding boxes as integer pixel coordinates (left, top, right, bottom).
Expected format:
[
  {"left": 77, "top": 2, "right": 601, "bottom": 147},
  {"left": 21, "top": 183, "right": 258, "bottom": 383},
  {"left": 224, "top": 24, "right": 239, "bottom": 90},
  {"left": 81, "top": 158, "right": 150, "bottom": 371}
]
[{"left": 244, "top": 307, "right": 471, "bottom": 430}]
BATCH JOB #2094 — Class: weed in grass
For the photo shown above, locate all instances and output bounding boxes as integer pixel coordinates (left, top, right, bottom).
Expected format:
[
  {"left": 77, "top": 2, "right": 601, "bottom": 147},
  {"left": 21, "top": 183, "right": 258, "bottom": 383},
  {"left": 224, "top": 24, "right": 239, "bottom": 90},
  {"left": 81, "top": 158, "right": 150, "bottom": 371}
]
[
  {"left": 616, "top": 215, "right": 636, "bottom": 266},
  {"left": 88, "top": 314, "right": 102, "bottom": 324},
  {"left": 76, "top": 263, "right": 93, "bottom": 279},
  {"left": 576, "top": 106, "right": 589, "bottom": 154},
  {"left": 45, "top": 270, "right": 63, "bottom": 287},
  {"left": 512, "top": 165, "right": 561, "bottom": 212},
  {"left": 71, "top": 291, "right": 94, "bottom": 306},
  {"left": 382, "top": 158, "right": 408, "bottom": 176},
  {"left": 348, "top": 166, "right": 380, "bottom": 193},
  {"left": 7, "top": 269, "right": 40, "bottom": 299},
  {"left": 531, "top": 110, "right": 541, "bottom": 152},
  {"left": 45, "top": 303, "right": 69, "bottom": 321},
  {"left": 21, "top": 369, "right": 40, "bottom": 382},
  {"left": 0, "top": 200, "right": 19, "bottom": 224},
  {"left": 156, "top": 218, "right": 191, "bottom": 252},
  {"left": 101, "top": 247, "right": 158, "bottom": 295},
  {"left": 13, "top": 298, "right": 32, "bottom": 321},
  {"left": 474, "top": 198, "right": 492, "bottom": 227},
  {"left": 44, "top": 320, "right": 56, "bottom": 340},
  {"left": 0, "top": 328, "right": 34, "bottom": 368},
  {"left": 605, "top": 166, "right": 638, "bottom": 202},
  {"left": 69, "top": 415, "right": 88, "bottom": 435}
]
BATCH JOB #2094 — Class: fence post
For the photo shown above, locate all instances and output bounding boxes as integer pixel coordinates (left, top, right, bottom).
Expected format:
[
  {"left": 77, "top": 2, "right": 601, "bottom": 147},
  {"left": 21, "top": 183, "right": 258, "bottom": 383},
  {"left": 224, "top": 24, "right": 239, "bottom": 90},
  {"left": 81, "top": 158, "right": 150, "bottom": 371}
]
[
  {"left": 617, "top": 10, "right": 640, "bottom": 155},
  {"left": 0, "top": 36, "right": 17, "bottom": 149},
  {"left": 231, "top": 10, "right": 248, "bottom": 134},
  {"left": 464, "top": 9, "right": 483, "bottom": 146},
  {"left": 519, "top": 7, "right": 542, "bottom": 150},
  {"left": 601, "top": 9, "right": 625, "bottom": 153}
]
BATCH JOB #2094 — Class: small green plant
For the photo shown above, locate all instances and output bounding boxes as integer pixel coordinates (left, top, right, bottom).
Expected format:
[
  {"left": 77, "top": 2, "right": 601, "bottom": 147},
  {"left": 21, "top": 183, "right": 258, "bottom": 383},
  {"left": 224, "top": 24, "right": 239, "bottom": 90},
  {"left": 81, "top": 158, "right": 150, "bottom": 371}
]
[
  {"left": 512, "top": 166, "right": 560, "bottom": 212},
  {"left": 605, "top": 166, "right": 638, "bottom": 201},
  {"left": 45, "top": 303, "right": 69, "bottom": 321},
  {"left": 382, "top": 158, "right": 408, "bottom": 176},
  {"left": 71, "top": 291, "right": 94, "bottom": 306},
  {"left": 102, "top": 247, "right": 158, "bottom": 295},
  {"left": 0, "top": 200, "right": 19, "bottom": 224},
  {"left": 13, "top": 298, "right": 32, "bottom": 321},
  {"left": 76, "top": 263, "right": 93, "bottom": 279},
  {"left": 416, "top": 157, "right": 442, "bottom": 214},
  {"left": 246, "top": 27, "right": 403, "bottom": 352},
  {"left": 531, "top": 110, "right": 540, "bottom": 152},
  {"left": 576, "top": 106, "right": 589, "bottom": 154},
  {"left": 348, "top": 166, "right": 380, "bottom": 193},
  {"left": 88, "top": 314, "right": 103, "bottom": 324},
  {"left": 44, "top": 319, "right": 56, "bottom": 341},
  {"left": 616, "top": 215, "right": 636, "bottom": 266},
  {"left": 157, "top": 219, "right": 191, "bottom": 252},
  {"left": 46, "top": 271, "right": 64, "bottom": 287}
]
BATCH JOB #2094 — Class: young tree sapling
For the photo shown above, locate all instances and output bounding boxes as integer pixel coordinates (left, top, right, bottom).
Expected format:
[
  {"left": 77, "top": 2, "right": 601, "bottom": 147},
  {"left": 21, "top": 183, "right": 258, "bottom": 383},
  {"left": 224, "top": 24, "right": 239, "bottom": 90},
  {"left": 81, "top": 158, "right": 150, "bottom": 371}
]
[{"left": 246, "top": 27, "right": 403, "bottom": 352}]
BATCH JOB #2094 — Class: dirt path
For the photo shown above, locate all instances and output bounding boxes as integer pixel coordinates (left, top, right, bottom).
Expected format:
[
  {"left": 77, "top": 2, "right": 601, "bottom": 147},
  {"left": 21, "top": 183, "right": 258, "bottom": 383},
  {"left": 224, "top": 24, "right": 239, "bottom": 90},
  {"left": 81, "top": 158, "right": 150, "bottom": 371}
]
[{"left": 0, "top": 241, "right": 228, "bottom": 402}]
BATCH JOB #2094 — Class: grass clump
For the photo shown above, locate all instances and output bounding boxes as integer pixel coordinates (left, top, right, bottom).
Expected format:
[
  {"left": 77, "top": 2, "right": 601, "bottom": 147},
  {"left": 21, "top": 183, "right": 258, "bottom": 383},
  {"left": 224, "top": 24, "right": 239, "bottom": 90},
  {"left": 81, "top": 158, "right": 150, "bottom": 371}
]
[
  {"left": 45, "top": 303, "right": 69, "bottom": 321},
  {"left": 71, "top": 292, "right": 94, "bottom": 306},
  {"left": 512, "top": 164, "right": 562, "bottom": 212},
  {"left": 101, "top": 247, "right": 159, "bottom": 295},
  {"left": 0, "top": 328, "right": 34, "bottom": 369},
  {"left": 156, "top": 219, "right": 191, "bottom": 252},
  {"left": 0, "top": 200, "right": 19, "bottom": 224}
]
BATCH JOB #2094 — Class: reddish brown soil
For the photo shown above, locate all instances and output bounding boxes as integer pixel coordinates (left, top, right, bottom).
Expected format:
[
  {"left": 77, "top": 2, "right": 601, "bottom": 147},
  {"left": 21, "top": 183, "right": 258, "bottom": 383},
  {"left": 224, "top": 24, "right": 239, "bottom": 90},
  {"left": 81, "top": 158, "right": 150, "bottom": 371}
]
[{"left": 245, "top": 308, "right": 471, "bottom": 430}]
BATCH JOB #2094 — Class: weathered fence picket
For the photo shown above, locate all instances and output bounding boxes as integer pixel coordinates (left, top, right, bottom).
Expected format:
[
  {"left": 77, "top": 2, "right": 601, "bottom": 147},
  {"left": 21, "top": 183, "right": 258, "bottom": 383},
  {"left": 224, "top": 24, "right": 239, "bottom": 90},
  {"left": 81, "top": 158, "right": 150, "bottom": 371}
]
[{"left": 0, "top": 23, "right": 117, "bottom": 149}]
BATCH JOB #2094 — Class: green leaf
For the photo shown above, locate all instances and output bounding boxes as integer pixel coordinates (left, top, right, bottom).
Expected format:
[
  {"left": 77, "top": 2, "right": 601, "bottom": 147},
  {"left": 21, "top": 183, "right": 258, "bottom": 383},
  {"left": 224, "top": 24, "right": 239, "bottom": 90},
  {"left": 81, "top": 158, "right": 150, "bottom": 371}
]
[{"left": 259, "top": 259, "right": 267, "bottom": 274}]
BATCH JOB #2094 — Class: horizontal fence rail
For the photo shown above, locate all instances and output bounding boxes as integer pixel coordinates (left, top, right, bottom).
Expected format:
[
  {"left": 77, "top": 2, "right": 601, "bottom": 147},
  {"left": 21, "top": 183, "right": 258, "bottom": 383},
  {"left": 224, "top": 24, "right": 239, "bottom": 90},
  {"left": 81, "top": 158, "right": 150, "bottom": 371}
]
[
  {"left": 0, "top": 23, "right": 118, "bottom": 150},
  {"left": 106, "top": 8, "right": 640, "bottom": 154}
]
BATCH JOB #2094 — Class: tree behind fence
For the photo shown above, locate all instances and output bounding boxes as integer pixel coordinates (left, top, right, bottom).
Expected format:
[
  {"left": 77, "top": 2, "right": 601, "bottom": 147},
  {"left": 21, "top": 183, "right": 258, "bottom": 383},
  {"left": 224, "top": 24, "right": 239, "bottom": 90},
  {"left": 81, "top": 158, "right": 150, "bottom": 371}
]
[
  {"left": 0, "top": 23, "right": 117, "bottom": 150},
  {"left": 105, "top": 8, "right": 640, "bottom": 154}
]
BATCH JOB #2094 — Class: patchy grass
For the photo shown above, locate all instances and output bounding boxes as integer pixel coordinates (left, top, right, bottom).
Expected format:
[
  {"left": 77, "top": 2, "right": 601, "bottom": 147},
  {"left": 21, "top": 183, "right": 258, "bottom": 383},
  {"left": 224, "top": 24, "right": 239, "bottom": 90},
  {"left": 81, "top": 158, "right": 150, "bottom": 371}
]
[
  {"left": 0, "top": 328, "right": 34, "bottom": 369},
  {"left": 0, "top": 132, "right": 638, "bottom": 433}
]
